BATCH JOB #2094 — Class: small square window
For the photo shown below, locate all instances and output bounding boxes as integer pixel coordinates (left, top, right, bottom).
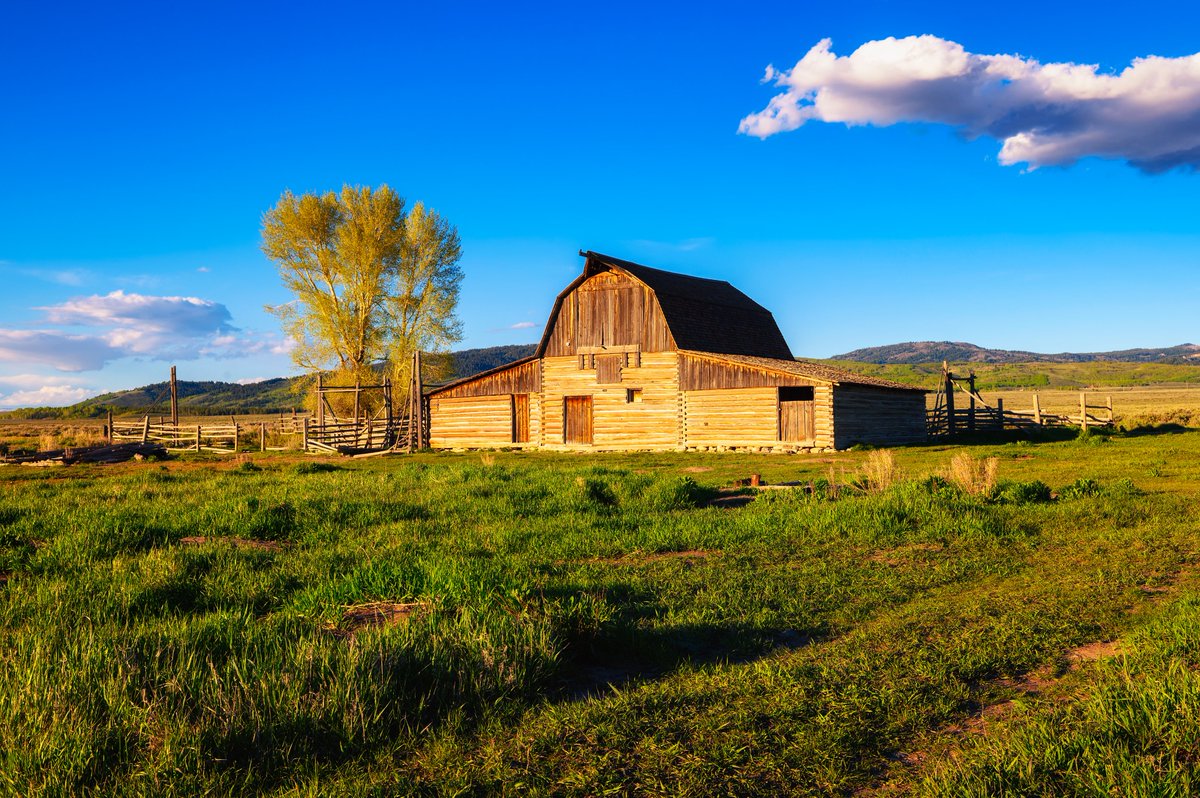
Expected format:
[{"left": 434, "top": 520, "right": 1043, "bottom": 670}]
[{"left": 626, "top": 388, "right": 643, "bottom": 403}]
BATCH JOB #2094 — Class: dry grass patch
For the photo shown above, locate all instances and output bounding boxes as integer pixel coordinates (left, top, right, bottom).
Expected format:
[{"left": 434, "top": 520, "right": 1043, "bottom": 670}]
[{"left": 946, "top": 452, "right": 998, "bottom": 497}]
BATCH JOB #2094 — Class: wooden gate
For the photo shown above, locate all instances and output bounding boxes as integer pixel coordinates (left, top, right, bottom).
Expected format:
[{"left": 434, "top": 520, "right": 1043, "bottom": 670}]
[
  {"left": 512, "top": 394, "right": 530, "bottom": 443},
  {"left": 564, "top": 396, "right": 593, "bottom": 445},
  {"left": 778, "top": 387, "right": 815, "bottom": 442}
]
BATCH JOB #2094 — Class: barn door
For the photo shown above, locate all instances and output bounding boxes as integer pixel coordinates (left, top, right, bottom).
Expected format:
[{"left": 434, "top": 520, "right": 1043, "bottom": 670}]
[
  {"left": 512, "top": 394, "right": 530, "bottom": 443},
  {"left": 564, "top": 396, "right": 593, "bottom": 445},
  {"left": 778, "top": 387, "right": 815, "bottom": 442}
]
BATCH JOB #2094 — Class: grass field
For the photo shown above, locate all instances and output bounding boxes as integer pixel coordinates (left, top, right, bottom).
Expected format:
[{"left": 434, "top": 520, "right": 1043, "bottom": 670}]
[{"left": 2, "top": 426, "right": 1200, "bottom": 795}]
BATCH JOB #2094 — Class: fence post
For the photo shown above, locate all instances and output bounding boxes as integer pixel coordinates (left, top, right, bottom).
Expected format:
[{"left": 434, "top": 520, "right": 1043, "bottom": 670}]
[
  {"left": 967, "top": 373, "right": 976, "bottom": 432},
  {"left": 1033, "top": 393, "right": 1042, "bottom": 426},
  {"left": 302, "top": 417, "right": 309, "bottom": 452},
  {"left": 943, "top": 362, "right": 956, "bottom": 436},
  {"left": 195, "top": 425, "right": 201, "bottom": 452},
  {"left": 141, "top": 415, "right": 149, "bottom": 444},
  {"left": 996, "top": 397, "right": 1004, "bottom": 430},
  {"left": 1079, "top": 393, "right": 1088, "bottom": 432},
  {"left": 260, "top": 422, "right": 266, "bottom": 452},
  {"left": 1107, "top": 396, "right": 1113, "bottom": 424},
  {"left": 106, "top": 409, "right": 113, "bottom": 443},
  {"left": 233, "top": 423, "right": 239, "bottom": 453}
]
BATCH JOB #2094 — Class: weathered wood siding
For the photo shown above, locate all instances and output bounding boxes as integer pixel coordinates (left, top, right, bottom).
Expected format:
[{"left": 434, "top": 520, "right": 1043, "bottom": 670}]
[
  {"left": 433, "top": 359, "right": 541, "bottom": 398},
  {"left": 831, "top": 385, "right": 927, "bottom": 448},
  {"left": 542, "top": 270, "right": 674, "bottom": 357},
  {"left": 678, "top": 353, "right": 824, "bottom": 390},
  {"left": 683, "top": 384, "right": 834, "bottom": 448},
  {"left": 540, "top": 353, "right": 680, "bottom": 450}
]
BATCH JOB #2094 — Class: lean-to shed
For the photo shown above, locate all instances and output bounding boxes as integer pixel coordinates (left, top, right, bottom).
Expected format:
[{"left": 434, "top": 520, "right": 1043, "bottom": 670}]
[{"left": 428, "top": 251, "right": 926, "bottom": 451}]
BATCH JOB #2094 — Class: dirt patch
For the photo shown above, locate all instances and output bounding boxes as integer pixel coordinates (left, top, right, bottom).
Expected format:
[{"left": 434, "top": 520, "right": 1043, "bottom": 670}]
[
  {"left": 682, "top": 466, "right": 713, "bottom": 473},
  {"left": 180, "top": 536, "right": 285, "bottom": 551},
  {"left": 329, "top": 601, "right": 430, "bottom": 637},
  {"left": 707, "top": 495, "right": 755, "bottom": 509},
  {"left": 1067, "top": 640, "right": 1124, "bottom": 664}
]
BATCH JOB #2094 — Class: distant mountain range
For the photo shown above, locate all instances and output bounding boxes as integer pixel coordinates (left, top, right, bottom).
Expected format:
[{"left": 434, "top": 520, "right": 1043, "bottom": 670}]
[{"left": 833, "top": 341, "right": 1200, "bottom": 365}]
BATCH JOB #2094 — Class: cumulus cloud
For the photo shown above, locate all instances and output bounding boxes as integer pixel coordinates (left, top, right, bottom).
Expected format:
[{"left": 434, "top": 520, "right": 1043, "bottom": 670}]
[
  {"left": 0, "top": 290, "right": 287, "bottom": 371},
  {"left": 0, "top": 374, "right": 97, "bottom": 409},
  {"left": 739, "top": 36, "right": 1200, "bottom": 172},
  {"left": 509, "top": 321, "right": 538, "bottom": 330}
]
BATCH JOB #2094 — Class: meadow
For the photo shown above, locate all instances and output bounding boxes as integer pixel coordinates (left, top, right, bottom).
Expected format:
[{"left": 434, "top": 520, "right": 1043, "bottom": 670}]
[{"left": 2, "top": 424, "right": 1200, "bottom": 796}]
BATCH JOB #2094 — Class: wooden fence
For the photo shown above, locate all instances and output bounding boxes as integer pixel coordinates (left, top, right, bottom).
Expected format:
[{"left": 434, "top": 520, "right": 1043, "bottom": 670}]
[
  {"left": 109, "top": 413, "right": 314, "bottom": 454},
  {"left": 928, "top": 388, "right": 1114, "bottom": 438}
]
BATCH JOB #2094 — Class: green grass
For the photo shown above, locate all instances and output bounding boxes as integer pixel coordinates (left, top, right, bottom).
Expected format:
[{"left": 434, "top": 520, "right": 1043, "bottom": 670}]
[{"left": 1, "top": 434, "right": 1199, "bottom": 795}]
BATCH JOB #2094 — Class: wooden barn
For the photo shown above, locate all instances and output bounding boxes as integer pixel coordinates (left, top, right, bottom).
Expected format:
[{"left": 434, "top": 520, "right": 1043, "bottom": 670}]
[{"left": 427, "top": 251, "right": 926, "bottom": 451}]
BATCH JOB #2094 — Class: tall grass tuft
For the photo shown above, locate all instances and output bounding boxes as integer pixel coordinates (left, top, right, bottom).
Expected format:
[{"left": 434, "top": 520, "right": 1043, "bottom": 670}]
[
  {"left": 859, "top": 449, "right": 900, "bottom": 493},
  {"left": 947, "top": 452, "right": 999, "bottom": 497}
]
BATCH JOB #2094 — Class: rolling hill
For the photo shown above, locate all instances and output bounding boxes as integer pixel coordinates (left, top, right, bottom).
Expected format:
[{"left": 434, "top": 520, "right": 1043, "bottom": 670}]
[{"left": 835, "top": 341, "right": 1200, "bottom": 365}]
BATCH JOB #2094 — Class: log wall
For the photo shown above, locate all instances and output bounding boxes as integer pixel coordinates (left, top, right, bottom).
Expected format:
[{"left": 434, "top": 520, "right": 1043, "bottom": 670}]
[
  {"left": 681, "top": 385, "right": 834, "bottom": 449},
  {"left": 539, "top": 353, "right": 680, "bottom": 450},
  {"left": 832, "top": 385, "right": 927, "bottom": 448},
  {"left": 679, "top": 353, "right": 823, "bottom": 390},
  {"left": 429, "top": 394, "right": 542, "bottom": 448}
]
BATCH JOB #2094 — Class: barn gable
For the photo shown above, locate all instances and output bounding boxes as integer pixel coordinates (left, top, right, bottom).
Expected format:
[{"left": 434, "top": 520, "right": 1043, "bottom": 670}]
[{"left": 536, "top": 251, "right": 793, "bottom": 359}]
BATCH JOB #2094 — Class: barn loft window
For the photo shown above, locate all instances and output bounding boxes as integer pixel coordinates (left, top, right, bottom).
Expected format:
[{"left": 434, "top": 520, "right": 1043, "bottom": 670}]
[
  {"left": 626, "top": 388, "right": 643, "bottom": 403},
  {"left": 596, "top": 354, "right": 623, "bottom": 384}
]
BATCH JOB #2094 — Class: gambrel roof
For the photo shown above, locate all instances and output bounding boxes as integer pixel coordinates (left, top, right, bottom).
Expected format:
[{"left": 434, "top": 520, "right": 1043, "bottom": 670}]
[{"left": 534, "top": 251, "right": 794, "bottom": 360}]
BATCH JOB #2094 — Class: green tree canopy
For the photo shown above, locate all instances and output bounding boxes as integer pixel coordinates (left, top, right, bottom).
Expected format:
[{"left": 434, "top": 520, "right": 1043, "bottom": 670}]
[{"left": 262, "top": 185, "right": 463, "bottom": 390}]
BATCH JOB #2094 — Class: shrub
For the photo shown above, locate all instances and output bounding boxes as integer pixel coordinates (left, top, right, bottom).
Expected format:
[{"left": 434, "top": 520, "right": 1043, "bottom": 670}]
[
  {"left": 996, "top": 480, "right": 1052, "bottom": 505},
  {"left": 293, "top": 461, "right": 341, "bottom": 475},
  {"left": 1059, "top": 477, "right": 1102, "bottom": 499}
]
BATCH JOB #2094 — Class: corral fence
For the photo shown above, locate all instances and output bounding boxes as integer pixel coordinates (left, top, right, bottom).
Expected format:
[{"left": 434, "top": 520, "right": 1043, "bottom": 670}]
[
  {"left": 109, "top": 411, "right": 316, "bottom": 454},
  {"left": 927, "top": 362, "right": 1114, "bottom": 438}
]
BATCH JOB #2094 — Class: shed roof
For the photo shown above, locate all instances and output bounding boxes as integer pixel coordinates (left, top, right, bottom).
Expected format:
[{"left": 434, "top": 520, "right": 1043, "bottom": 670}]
[
  {"left": 534, "top": 252, "right": 794, "bottom": 360},
  {"left": 679, "top": 350, "right": 928, "bottom": 392}
]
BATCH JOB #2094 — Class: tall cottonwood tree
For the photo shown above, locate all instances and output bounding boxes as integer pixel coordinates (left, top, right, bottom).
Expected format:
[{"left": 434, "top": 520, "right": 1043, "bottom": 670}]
[{"left": 262, "top": 185, "right": 462, "bottom": 396}]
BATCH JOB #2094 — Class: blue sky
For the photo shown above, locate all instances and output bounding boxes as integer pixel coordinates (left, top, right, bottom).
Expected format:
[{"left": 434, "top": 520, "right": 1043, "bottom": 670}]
[{"left": 2, "top": 1, "right": 1198, "bottom": 406}]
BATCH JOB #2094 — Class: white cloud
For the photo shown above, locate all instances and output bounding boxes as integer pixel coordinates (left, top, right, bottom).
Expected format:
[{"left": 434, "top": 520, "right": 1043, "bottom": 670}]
[
  {"left": 0, "top": 291, "right": 287, "bottom": 372},
  {"left": 235, "top": 377, "right": 268, "bottom": 385},
  {"left": 0, "top": 384, "right": 96, "bottom": 409},
  {"left": 197, "top": 266, "right": 211, "bottom": 273},
  {"left": 0, "top": 375, "right": 97, "bottom": 408},
  {"left": 740, "top": 36, "right": 1200, "bottom": 172},
  {"left": 509, "top": 321, "right": 538, "bottom": 330}
]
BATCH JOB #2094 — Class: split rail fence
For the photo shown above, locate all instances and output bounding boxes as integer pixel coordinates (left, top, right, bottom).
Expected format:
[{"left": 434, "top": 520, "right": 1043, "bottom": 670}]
[{"left": 109, "top": 413, "right": 315, "bottom": 454}]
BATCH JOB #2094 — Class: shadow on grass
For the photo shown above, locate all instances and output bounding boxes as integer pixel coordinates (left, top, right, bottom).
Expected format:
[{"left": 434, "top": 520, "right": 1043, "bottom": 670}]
[
  {"left": 554, "top": 621, "right": 825, "bottom": 701},
  {"left": 1118, "top": 422, "right": 1194, "bottom": 437}
]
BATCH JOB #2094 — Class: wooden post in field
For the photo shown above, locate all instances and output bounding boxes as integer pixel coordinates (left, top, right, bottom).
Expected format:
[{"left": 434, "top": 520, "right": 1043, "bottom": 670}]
[
  {"left": 169, "top": 365, "right": 178, "bottom": 426},
  {"left": 409, "top": 350, "right": 426, "bottom": 450},
  {"left": 996, "top": 397, "right": 1004, "bottom": 431},
  {"left": 302, "top": 417, "right": 309, "bottom": 451},
  {"left": 259, "top": 422, "right": 266, "bottom": 452},
  {"left": 353, "top": 377, "right": 361, "bottom": 446},
  {"left": 1079, "top": 392, "right": 1088, "bottom": 431},
  {"left": 106, "top": 409, "right": 113, "bottom": 443},
  {"left": 967, "top": 372, "right": 977, "bottom": 432},
  {"left": 384, "top": 377, "right": 393, "bottom": 445},
  {"left": 943, "top": 361, "right": 956, "bottom": 436},
  {"left": 1033, "top": 393, "right": 1042, "bottom": 426},
  {"left": 233, "top": 422, "right": 239, "bottom": 453},
  {"left": 1107, "top": 396, "right": 1113, "bottom": 424},
  {"left": 195, "top": 425, "right": 201, "bottom": 452},
  {"left": 316, "top": 373, "right": 325, "bottom": 430},
  {"left": 141, "top": 415, "right": 150, "bottom": 444}
]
